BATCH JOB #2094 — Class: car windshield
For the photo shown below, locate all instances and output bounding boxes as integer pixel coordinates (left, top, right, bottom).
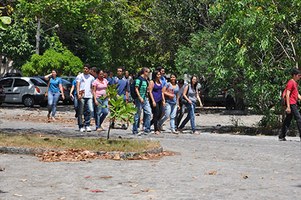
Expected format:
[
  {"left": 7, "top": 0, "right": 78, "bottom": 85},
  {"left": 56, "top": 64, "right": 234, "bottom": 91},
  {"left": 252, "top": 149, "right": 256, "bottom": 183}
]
[{"left": 30, "top": 78, "right": 47, "bottom": 86}]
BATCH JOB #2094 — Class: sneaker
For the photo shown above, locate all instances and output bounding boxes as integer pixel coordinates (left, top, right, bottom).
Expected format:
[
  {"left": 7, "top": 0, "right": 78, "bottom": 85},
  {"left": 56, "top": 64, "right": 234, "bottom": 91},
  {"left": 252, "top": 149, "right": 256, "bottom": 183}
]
[
  {"left": 79, "top": 128, "right": 85, "bottom": 132},
  {"left": 86, "top": 126, "right": 92, "bottom": 132},
  {"left": 279, "top": 138, "right": 286, "bottom": 141},
  {"left": 192, "top": 131, "right": 200, "bottom": 135},
  {"left": 171, "top": 129, "right": 179, "bottom": 134}
]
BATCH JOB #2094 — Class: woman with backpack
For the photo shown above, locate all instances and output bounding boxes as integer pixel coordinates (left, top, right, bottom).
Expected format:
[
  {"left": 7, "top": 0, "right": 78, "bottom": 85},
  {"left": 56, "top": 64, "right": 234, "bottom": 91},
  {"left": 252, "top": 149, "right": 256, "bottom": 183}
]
[
  {"left": 149, "top": 70, "right": 165, "bottom": 135},
  {"left": 159, "top": 74, "right": 179, "bottom": 134},
  {"left": 178, "top": 75, "right": 203, "bottom": 134}
]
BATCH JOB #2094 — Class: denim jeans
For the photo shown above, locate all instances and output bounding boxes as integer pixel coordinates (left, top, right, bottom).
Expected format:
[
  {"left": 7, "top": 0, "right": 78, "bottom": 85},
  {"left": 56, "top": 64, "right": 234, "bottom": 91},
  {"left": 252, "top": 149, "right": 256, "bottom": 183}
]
[
  {"left": 280, "top": 104, "right": 301, "bottom": 139},
  {"left": 73, "top": 96, "right": 79, "bottom": 117},
  {"left": 95, "top": 98, "right": 109, "bottom": 129},
  {"left": 159, "top": 103, "right": 177, "bottom": 131},
  {"left": 78, "top": 98, "right": 94, "bottom": 128},
  {"left": 132, "top": 98, "right": 152, "bottom": 134},
  {"left": 47, "top": 91, "right": 60, "bottom": 117},
  {"left": 179, "top": 102, "right": 196, "bottom": 132}
]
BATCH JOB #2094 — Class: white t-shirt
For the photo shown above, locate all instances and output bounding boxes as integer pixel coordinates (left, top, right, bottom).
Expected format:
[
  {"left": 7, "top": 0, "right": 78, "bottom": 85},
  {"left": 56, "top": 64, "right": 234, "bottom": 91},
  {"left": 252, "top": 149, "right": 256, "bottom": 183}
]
[{"left": 76, "top": 73, "right": 95, "bottom": 98}]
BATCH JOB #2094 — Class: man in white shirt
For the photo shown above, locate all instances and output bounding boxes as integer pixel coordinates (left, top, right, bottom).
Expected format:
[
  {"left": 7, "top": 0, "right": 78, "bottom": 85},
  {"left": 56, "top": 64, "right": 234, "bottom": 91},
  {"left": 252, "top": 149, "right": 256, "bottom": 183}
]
[{"left": 76, "top": 64, "right": 95, "bottom": 132}]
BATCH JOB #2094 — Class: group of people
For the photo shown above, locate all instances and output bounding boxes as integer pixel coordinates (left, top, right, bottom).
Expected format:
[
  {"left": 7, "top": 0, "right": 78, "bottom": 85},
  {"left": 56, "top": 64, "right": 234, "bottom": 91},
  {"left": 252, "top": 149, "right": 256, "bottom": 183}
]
[{"left": 44, "top": 64, "right": 203, "bottom": 135}]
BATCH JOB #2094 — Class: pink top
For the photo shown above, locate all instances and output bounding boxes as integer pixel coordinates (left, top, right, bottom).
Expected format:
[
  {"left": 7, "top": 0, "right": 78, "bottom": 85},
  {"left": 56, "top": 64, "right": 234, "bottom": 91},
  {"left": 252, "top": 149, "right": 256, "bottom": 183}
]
[{"left": 92, "top": 78, "right": 108, "bottom": 98}]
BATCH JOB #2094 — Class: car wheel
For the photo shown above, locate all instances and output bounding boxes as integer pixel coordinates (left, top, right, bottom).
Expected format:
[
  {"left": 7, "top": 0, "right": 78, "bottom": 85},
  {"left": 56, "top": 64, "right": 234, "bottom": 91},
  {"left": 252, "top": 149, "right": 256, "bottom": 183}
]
[
  {"left": 40, "top": 101, "right": 48, "bottom": 107},
  {"left": 23, "top": 95, "right": 35, "bottom": 107}
]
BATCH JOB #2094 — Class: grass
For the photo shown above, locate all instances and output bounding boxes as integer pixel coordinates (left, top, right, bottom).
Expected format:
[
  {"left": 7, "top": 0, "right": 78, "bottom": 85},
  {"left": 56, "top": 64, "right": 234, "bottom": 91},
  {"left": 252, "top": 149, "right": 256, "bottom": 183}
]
[{"left": 0, "top": 133, "right": 161, "bottom": 152}]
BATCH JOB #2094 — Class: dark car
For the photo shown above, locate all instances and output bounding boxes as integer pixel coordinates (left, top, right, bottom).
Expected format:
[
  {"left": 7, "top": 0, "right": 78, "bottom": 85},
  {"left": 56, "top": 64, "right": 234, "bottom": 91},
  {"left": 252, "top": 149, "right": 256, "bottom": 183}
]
[
  {"left": 60, "top": 78, "right": 72, "bottom": 104},
  {"left": 0, "top": 84, "right": 6, "bottom": 105},
  {"left": 2, "top": 72, "right": 22, "bottom": 77}
]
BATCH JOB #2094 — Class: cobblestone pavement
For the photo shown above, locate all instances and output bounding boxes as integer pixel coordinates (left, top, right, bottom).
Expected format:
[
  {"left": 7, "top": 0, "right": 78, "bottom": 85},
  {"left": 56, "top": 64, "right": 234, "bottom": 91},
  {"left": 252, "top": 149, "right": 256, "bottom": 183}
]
[{"left": 0, "top": 105, "right": 300, "bottom": 200}]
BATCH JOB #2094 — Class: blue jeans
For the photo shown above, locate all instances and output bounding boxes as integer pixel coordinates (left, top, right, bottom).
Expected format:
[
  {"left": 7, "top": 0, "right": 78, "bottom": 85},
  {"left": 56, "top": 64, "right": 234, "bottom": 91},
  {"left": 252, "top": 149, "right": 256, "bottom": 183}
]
[
  {"left": 179, "top": 102, "right": 196, "bottom": 132},
  {"left": 95, "top": 98, "right": 109, "bottom": 129},
  {"left": 133, "top": 98, "right": 152, "bottom": 134},
  {"left": 47, "top": 91, "right": 60, "bottom": 117},
  {"left": 78, "top": 98, "right": 94, "bottom": 128},
  {"left": 73, "top": 96, "right": 79, "bottom": 117},
  {"left": 159, "top": 103, "right": 177, "bottom": 131}
]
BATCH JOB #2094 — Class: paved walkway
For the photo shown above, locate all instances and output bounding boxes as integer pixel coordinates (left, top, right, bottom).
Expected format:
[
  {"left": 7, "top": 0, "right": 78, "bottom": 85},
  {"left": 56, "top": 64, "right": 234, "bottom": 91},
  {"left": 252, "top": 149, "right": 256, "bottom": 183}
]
[{"left": 0, "top": 106, "right": 300, "bottom": 199}]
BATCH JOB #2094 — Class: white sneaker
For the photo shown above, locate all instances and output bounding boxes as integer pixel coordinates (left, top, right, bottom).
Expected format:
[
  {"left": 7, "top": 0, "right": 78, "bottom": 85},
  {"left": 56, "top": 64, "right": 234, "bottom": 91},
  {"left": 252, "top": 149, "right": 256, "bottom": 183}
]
[
  {"left": 86, "top": 126, "right": 92, "bottom": 132},
  {"left": 79, "top": 128, "right": 85, "bottom": 132}
]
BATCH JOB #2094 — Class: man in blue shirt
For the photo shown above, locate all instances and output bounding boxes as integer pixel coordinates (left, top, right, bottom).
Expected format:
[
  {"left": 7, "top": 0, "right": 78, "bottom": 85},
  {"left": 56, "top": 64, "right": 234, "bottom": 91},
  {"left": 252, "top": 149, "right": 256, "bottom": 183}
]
[
  {"left": 156, "top": 66, "right": 167, "bottom": 87},
  {"left": 111, "top": 67, "right": 129, "bottom": 129}
]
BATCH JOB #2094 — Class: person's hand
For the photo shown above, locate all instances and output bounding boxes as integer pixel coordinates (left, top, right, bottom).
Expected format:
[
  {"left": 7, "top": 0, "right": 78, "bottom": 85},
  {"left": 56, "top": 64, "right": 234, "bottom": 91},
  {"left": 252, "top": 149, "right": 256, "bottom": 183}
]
[
  {"left": 140, "top": 97, "right": 144, "bottom": 103},
  {"left": 188, "top": 99, "right": 192, "bottom": 104},
  {"left": 163, "top": 101, "right": 166, "bottom": 107},
  {"left": 95, "top": 100, "right": 99, "bottom": 106},
  {"left": 61, "top": 94, "right": 65, "bottom": 100},
  {"left": 285, "top": 107, "right": 291, "bottom": 114},
  {"left": 45, "top": 93, "right": 48, "bottom": 97},
  {"left": 152, "top": 102, "right": 156, "bottom": 107},
  {"left": 77, "top": 94, "right": 82, "bottom": 100},
  {"left": 177, "top": 105, "right": 180, "bottom": 110},
  {"left": 70, "top": 94, "right": 74, "bottom": 100}
]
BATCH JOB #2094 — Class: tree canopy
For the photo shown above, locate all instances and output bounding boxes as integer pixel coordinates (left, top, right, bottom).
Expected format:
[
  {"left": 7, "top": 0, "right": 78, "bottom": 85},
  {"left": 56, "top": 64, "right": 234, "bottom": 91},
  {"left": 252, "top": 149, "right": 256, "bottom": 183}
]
[{"left": 1, "top": 0, "right": 301, "bottom": 115}]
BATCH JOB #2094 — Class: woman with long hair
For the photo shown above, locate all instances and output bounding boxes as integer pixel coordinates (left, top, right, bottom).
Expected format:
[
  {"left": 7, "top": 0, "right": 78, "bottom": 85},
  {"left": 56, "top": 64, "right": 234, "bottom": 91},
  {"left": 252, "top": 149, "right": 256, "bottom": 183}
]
[
  {"left": 44, "top": 70, "right": 65, "bottom": 122},
  {"left": 159, "top": 74, "right": 179, "bottom": 134},
  {"left": 149, "top": 70, "right": 165, "bottom": 134},
  {"left": 178, "top": 75, "right": 203, "bottom": 134},
  {"left": 92, "top": 69, "right": 109, "bottom": 131}
]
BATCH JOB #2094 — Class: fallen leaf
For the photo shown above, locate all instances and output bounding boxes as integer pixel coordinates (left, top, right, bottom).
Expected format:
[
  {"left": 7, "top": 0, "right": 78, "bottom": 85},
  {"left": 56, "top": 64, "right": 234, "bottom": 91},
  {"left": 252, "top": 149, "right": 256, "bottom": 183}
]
[
  {"left": 113, "top": 154, "right": 121, "bottom": 160},
  {"left": 100, "top": 176, "right": 113, "bottom": 179},
  {"left": 90, "top": 189, "right": 104, "bottom": 193},
  {"left": 207, "top": 170, "right": 217, "bottom": 175},
  {"left": 14, "top": 194, "right": 23, "bottom": 197},
  {"left": 242, "top": 175, "right": 249, "bottom": 179},
  {"left": 84, "top": 176, "right": 91, "bottom": 179}
]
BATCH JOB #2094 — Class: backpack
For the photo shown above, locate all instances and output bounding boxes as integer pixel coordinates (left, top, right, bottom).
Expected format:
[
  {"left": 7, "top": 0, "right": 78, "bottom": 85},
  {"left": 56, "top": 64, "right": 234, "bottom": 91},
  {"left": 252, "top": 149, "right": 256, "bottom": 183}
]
[{"left": 130, "top": 76, "right": 147, "bottom": 99}]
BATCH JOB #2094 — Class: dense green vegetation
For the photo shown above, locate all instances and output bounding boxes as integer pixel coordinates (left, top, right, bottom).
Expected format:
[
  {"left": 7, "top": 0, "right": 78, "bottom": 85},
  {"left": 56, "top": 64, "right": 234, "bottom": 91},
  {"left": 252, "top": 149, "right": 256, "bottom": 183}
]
[{"left": 1, "top": 0, "right": 301, "bottom": 124}]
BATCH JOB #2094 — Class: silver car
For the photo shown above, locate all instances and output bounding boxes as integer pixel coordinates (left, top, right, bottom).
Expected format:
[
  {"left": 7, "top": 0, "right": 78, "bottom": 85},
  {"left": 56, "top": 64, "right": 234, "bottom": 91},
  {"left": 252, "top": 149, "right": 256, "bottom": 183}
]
[{"left": 0, "top": 77, "right": 48, "bottom": 107}]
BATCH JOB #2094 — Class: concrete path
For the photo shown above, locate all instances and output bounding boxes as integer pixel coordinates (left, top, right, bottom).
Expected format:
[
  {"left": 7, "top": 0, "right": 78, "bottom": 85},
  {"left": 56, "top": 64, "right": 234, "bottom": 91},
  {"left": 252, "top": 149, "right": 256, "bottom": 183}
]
[{"left": 0, "top": 106, "right": 300, "bottom": 199}]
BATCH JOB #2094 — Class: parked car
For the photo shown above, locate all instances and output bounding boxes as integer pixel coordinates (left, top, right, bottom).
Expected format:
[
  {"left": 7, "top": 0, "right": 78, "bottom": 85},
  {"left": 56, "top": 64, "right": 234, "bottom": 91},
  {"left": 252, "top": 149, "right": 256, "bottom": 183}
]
[
  {"left": 0, "top": 84, "right": 6, "bottom": 105},
  {"left": 0, "top": 77, "right": 48, "bottom": 107},
  {"left": 60, "top": 78, "right": 72, "bottom": 104},
  {"left": 2, "top": 72, "right": 22, "bottom": 77}
]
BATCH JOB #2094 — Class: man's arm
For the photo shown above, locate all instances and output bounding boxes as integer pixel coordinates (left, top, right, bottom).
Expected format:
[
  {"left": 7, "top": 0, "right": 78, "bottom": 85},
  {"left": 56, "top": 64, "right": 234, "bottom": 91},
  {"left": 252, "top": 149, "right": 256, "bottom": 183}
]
[{"left": 286, "top": 90, "right": 291, "bottom": 113}]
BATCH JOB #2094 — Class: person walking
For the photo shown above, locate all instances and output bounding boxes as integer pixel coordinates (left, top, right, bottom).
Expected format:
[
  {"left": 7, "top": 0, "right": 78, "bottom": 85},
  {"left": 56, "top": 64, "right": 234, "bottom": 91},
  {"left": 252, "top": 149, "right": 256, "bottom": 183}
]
[
  {"left": 178, "top": 75, "right": 203, "bottom": 134},
  {"left": 44, "top": 70, "right": 65, "bottom": 122},
  {"left": 132, "top": 67, "right": 152, "bottom": 135},
  {"left": 149, "top": 70, "right": 165, "bottom": 134},
  {"left": 159, "top": 74, "right": 179, "bottom": 134},
  {"left": 70, "top": 77, "right": 79, "bottom": 118},
  {"left": 92, "top": 69, "right": 109, "bottom": 132},
  {"left": 279, "top": 68, "right": 301, "bottom": 141},
  {"left": 111, "top": 67, "right": 129, "bottom": 129},
  {"left": 76, "top": 64, "right": 95, "bottom": 132}
]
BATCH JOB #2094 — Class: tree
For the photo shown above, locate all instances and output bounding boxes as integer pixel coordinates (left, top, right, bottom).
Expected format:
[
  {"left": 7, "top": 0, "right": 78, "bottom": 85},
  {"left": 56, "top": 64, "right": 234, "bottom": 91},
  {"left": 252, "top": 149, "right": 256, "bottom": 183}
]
[
  {"left": 176, "top": 0, "right": 301, "bottom": 112},
  {"left": 21, "top": 48, "right": 83, "bottom": 76}
]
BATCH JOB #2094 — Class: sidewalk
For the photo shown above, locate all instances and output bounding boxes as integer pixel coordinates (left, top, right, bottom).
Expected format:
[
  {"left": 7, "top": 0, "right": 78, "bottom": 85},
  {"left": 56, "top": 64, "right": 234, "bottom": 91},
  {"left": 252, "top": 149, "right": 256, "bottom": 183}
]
[{"left": 0, "top": 106, "right": 300, "bottom": 199}]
